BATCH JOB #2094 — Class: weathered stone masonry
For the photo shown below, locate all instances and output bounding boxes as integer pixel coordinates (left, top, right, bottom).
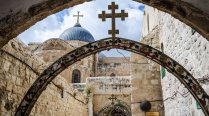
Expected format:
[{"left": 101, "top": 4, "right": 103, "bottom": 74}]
[
  {"left": 0, "top": 38, "right": 88, "bottom": 116},
  {"left": 159, "top": 12, "right": 209, "bottom": 116}
]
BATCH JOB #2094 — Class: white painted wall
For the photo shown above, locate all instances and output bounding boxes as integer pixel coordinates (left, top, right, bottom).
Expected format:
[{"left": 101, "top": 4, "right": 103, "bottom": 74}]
[
  {"left": 159, "top": 11, "right": 209, "bottom": 116},
  {"left": 142, "top": 5, "right": 209, "bottom": 115}
]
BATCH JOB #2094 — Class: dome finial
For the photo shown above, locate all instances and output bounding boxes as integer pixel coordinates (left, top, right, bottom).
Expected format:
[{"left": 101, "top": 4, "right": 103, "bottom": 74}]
[{"left": 73, "top": 11, "right": 84, "bottom": 24}]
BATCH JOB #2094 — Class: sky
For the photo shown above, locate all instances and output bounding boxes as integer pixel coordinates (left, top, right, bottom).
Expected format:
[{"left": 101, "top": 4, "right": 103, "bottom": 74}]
[{"left": 18, "top": 0, "right": 144, "bottom": 57}]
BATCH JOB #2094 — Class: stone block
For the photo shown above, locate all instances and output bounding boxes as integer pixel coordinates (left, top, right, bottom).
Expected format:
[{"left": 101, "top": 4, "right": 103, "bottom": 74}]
[
  {"left": 151, "top": 79, "right": 159, "bottom": 85},
  {"left": 15, "top": 78, "right": 22, "bottom": 86},
  {"left": 3, "top": 60, "right": 11, "bottom": 72},
  {"left": 6, "top": 82, "right": 13, "bottom": 91}
]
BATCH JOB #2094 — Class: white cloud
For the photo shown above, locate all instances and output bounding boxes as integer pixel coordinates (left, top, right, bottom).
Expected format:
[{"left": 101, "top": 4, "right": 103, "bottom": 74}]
[{"left": 18, "top": 0, "right": 144, "bottom": 57}]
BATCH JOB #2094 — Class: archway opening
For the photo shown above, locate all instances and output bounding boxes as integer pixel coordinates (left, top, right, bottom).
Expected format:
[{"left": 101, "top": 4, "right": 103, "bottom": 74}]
[
  {"left": 15, "top": 37, "right": 209, "bottom": 116},
  {"left": 97, "top": 100, "right": 131, "bottom": 116},
  {"left": 0, "top": 0, "right": 208, "bottom": 115}
]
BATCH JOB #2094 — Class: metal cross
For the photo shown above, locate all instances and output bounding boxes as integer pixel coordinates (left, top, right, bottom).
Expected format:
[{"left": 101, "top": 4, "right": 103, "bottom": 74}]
[
  {"left": 98, "top": 2, "right": 128, "bottom": 40},
  {"left": 108, "top": 94, "right": 117, "bottom": 105},
  {"left": 73, "top": 11, "right": 83, "bottom": 24}
]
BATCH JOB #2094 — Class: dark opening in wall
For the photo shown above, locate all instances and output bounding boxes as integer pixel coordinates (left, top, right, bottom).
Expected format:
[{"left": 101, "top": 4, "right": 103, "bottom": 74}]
[{"left": 72, "top": 69, "right": 81, "bottom": 83}]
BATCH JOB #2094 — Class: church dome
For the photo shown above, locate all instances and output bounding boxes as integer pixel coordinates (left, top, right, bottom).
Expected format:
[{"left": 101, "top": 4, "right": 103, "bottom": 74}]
[{"left": 59, "top": 23, "right": 95, "bottom": 42}]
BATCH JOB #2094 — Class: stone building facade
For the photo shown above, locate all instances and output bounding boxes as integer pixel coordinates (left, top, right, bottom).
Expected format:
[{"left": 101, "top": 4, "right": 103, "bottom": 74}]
[
  {"left": 25, "top": 28, "right": 133, "bottom": 115},
  {"left": 28, "top": 38, "right": 96, "bottom": 83},
  {"left": 159, "top": 11, "right": 209, "bottom": 116},
  {"left": 4, "top": 4, "right": 209, "bottom": 115},
  {"left": 13, "top": 21, "right": 134, "bottom": 115},
  {"left": 0, "top": 11, "right": 167, "bottom": 116},
  {"left": 131, "top": 17, "right": 164, "bottom": 115},
  {"left": 0, "top": 39, "right": 88, "bottom": 116},
  {"left": 141, "top": 5, "right": 209, "bottom": 116},
  {"left": 97, "top": 57, "right": 131, "bottom": 77}
]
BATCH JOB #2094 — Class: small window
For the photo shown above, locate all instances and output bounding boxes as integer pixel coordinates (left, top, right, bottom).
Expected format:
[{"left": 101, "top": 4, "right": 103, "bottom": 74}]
[{"left": 72, "top": 69, "right": 81, "bottom": 83}]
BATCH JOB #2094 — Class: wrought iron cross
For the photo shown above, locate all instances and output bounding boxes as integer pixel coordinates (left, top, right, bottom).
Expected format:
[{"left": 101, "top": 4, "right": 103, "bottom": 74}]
[
  {"left": 73, "top": 11, "right": 83, "bottom": 23},
  {"left": 108, "top": 94, "right": 117, "bottom": 105},
  {"left": 99, "top": 2, "right": 128, "bottom": 40}
]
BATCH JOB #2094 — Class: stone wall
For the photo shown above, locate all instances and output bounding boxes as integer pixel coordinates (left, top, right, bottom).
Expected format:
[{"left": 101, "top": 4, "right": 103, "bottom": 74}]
[
  {"left": 30, "top": 38, "right": 96, "bottom": 83},
  {"left": 97, "top": 57, "right": 131, "bottom": 76},
  {"left": 0, "top": 38, "right": 88, "bottom": 116},
  {"left": 130, "top": 27, "right": 164, "bottom": 116},
  {"left": 85, "top": 76, "right": 132, "bottom": 114},
  {"left": 31, "top": 77, "right": 87, "bottom": 116},
  {"left": 142, "top": 5, "right": 159, "bottom": 38},
  {"left": 86, "top": 76, "right": 131, "bottom": 95},
  {"left": 159, "top": 12, "right": 209, "bottom": 116}
]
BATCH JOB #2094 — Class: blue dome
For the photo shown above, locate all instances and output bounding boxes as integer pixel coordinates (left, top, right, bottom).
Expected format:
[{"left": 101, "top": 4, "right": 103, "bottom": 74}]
[{"left": 59, "top": 23, "right": 95, "bottom": 42}]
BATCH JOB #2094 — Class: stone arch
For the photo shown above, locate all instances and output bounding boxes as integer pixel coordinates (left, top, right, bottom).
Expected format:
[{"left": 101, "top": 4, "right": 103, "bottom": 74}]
[
  {"left": 15, "top": 37, "right": 209, "bottom": 116},
  {"left": 97, "top": 100, "right": 131, "bottom": 116},
  {"left": 72, "top": 69, "right": 81, "bottom": 83},
  {"left": 0, "top": 0, "right": 209, "bottom": 48}
]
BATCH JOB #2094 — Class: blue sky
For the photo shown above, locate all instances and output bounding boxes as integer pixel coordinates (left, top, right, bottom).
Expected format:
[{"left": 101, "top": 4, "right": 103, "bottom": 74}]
[{"left": 18, "top": 0, "right": 144, "bottom": 57}]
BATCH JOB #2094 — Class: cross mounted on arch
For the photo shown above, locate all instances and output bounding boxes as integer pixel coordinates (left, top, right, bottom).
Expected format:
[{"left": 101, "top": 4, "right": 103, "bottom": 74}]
[
  {"left": 108, "top": 94, "right": 117, "bottom": 105},
  {"left": 99, "top": 2, "right": 128, "bottom": 40}
]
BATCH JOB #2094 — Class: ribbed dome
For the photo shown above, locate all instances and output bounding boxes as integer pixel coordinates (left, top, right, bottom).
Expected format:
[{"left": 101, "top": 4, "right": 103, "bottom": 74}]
[{"left": 59, "top": 23, "right": 95, "bottom": 42}]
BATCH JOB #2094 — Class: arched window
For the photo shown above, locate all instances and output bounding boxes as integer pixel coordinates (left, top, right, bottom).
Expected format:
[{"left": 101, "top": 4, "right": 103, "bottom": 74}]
[{"left": 72, "top": 69, "right": 81, "bottom": 83}]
